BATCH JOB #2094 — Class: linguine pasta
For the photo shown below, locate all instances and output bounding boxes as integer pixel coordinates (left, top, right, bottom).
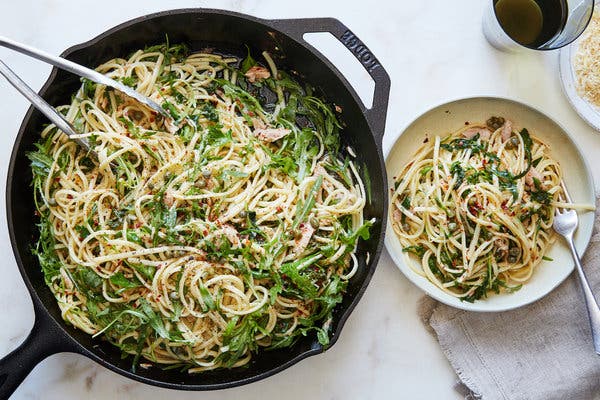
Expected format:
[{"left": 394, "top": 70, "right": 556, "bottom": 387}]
[
  {"left": 390, "top": 117, "right": 592, "bottom": 302},
  {"left": 29, "top": 44, "right": 372, "bottom": 372}
]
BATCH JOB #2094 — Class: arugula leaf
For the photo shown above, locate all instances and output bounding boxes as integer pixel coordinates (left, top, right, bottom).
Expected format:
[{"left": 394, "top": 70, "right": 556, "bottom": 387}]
[
  {"left": 126, "top": 231, "right": 143, "bottom": 245},
  {"left": 32, "top": 217, "right": 62, "bottom": 285},
  {"left": 280, "top": 253, "right": 322, "bottom": 299},
  {"left": 341, "top": 218, "right": 374, "bottom": 247},
  {"left": 27, "top": 144, "right": 54, "bottom": 178},
  {"left": 77, "top": 267, "right": 102, "bottom": 289},
  {"left": 162, "top": 100, "right": 182, "bottom": 121},
  {"left": 109, "top": 272, "right": 140, "bottom": 293},
  {"left": 402, "top": 245, "right": 425, "bottom": 258},
  {"left": 198, "top": 103, "right": 219, "bottom": 122},
  {"left": 75, "top": 225, "right": 90, "bottom": 239},
  {"left": 513, "top": 129, "right": 533, "bottom": 179},
  {"left": 120, "top": 76, "right": 137, "bottom": 87},
  {"left": 294, "top": 128, "right": 318, "bottom": 182},
  {"left": 530, "top": 178, "right": 552, "bottom": 205},
  {"left": 292, "top": 175, "right": 323, "bottom": 231},
  {"left": 441, "top": 133, "right": 486, "bottom": 154},
  {"left": 81, "top": 78, "right": 97, "bottom": 98},
  {"left": 450, "top": 161, "right": 464, "bottom": 189},
  {"left": 129, "top": 263, "right": 156, "bottom": 281},
  {"left": 138, "top": 299, "right": 170, "bottom": 339},
  {"left": 198, "top": 281, "right": 217, "bottom": 311},
  {"left": 240, "top": 45, "right": 257, "bottom": 73}
]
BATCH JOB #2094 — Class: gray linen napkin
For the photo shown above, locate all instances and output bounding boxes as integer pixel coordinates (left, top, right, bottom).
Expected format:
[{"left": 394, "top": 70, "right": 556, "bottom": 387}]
[{"left": 419, "top": 198, "right": 600, "bottom": 400}]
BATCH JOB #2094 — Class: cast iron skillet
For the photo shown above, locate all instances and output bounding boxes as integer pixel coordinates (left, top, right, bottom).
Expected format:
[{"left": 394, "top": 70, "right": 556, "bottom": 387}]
[{"left": 0, "top": 8, "right": 390, "bottom": 397}]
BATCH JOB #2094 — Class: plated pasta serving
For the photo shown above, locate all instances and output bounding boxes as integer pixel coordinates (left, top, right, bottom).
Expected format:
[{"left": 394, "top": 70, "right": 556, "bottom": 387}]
[{"left": 389, "top": 116, "right": 592, "bottom": 302}]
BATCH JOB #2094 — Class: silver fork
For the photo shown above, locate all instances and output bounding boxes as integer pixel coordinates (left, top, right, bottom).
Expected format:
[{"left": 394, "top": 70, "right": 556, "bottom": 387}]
[{"left": 553, "top": 181, "right": 600, "bottom": 355}]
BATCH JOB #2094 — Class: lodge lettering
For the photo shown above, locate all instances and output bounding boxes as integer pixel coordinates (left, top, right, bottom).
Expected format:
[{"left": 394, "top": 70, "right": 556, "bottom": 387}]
[{"left": 340, "top": 30, "right": 380, "bottom": 72}]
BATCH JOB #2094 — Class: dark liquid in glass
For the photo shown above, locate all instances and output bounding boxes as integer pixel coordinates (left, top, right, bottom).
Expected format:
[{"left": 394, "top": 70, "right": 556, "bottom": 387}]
[{"left": 494, "top": 0, "right": 568, "bottom": 48}]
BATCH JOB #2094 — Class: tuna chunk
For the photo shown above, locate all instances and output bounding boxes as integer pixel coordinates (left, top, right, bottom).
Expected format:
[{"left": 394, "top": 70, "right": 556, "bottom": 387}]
[
  {"left": 292, "top": 223, "right": 314, "bottom": 256},
  {"left": 220, "top": 224, "right": 241, "bottom": 247},
  {"left": 462, "top": 127, "right": 491, "bottom": 141},
  {"left": 525, "top": 167, "right": 544, "bottom": 187},
  {"left": 254, "top": 128, "right": 290, "bottom": 142},
  {"left": 501, "top": 120, "right": 513, "bottom": 142},
  {"left": 244, "top": 66, "right": 270, "bottom": 83}
]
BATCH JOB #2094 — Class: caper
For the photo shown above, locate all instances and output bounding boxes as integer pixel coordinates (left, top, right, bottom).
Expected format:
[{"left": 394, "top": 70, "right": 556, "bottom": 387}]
[
  {"left": 507, "top": 255, "right": 518, "bottom": 263},
  {"left": 309, "top": 216, "right": 319, "bottom": 229},
  {"left": 508, "top": 247, "right": 520, "bottom": 257},
  {"left": 169, "top": 292, "right": 179, "bottom": 300},
  {"left": 486, "top": 116, "right": 505, "bottom": 131},
  {"left": 202, "top": 169, "right": 212, "bottom": 178},
  {"left": 448, "top": 222, "right": 457, "bottom": 231},
  {"left": 506, "top": 136, "right": 519, "bottom": 149},
  {"left": 239, "top": 210, "right": 247, "bottom": 218},
  {"left": 172, "top": 346, "right": 186, "bottom": 356},
  {"left": 495, "top": 249, "right": 506, "bottom": 260}
]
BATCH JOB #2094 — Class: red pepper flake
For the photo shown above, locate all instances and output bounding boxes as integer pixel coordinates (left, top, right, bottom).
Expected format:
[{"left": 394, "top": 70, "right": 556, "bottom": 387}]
[{"left": 276, "top": 206, "right": 283, "bottom": 213}]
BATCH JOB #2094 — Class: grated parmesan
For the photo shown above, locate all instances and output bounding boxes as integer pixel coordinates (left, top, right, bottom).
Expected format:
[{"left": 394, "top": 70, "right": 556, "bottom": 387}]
[{"left": 574, "top": 11, "right": 600, "bottom": 107}]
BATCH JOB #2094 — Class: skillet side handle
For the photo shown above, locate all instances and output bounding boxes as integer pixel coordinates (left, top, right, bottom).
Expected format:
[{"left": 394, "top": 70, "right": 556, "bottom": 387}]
[
  {"left": 0, "top": 305, "right": 73, "bottom": 398},
  {"left": 269, "top": 17, "right": 390, "bottom": 144}
]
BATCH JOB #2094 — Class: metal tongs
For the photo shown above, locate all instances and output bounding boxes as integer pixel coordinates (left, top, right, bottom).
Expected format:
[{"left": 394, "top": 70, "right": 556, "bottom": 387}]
[{"left": 0, "top": 35, "right": 171, "bottom": 152}]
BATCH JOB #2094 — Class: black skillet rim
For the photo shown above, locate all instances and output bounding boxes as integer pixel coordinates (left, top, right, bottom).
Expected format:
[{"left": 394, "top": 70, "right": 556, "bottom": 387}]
[{"left": 6, "top": 7, "right": 389, "bottom": 391}]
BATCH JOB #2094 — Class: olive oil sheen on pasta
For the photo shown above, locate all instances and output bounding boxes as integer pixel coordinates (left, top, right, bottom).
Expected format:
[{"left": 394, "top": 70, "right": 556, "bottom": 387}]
[{"left": 494, "top": 0, "right": 568, "bottom": 47}]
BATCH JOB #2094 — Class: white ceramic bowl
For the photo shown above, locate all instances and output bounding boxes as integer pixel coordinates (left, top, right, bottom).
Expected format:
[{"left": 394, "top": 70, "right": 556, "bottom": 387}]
[
  {"left": 384, "top": 97, "right": 595, "bottom": 312},
  {"left": 559, "top": 38, "right": 600, "bottom": 131}
]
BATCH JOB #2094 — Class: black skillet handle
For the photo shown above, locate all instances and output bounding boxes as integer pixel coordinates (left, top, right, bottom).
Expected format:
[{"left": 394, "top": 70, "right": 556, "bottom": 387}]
[
  {"left": 269, "top": 17, "right": 390, "bottom": 144},
  {"left": 0, "top": 302, "right": 75, "bottom": 398}
]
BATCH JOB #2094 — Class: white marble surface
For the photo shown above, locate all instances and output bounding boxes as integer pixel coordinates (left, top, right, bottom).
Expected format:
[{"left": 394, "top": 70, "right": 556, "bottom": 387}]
[{"left": 1, "top": 1, "right": 599, "bottom": 399}]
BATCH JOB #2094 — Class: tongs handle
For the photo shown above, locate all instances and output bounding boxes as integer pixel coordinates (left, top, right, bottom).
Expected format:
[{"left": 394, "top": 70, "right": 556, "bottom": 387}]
[
  {"left": 0, "top": 59, "right": 90, "bottom": 151},
  {"left": 0, "top": 35, "right": 169, "bottom": 119}
]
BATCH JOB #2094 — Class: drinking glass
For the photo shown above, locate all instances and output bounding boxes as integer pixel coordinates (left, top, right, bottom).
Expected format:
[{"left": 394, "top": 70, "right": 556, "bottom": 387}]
[{"left": 483, "top": 0, "right": 595, "bottom": 51}]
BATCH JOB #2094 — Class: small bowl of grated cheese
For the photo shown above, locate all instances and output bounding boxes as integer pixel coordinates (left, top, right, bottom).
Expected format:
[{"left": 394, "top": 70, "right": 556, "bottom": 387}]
[{"left": 559, "top": 10, "right": 600, "bottom": 130}]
